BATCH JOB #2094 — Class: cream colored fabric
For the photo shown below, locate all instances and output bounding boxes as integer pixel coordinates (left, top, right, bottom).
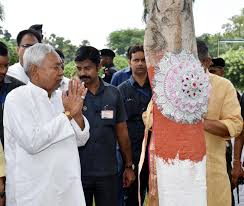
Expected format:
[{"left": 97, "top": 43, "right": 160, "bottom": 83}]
[
  {"left": 141, "top": 100, "right": 159, "bottom": 206},
  {"left": 205, "top": 73, "right": 243, "bottom": 206},
  {"left": 0, "top": 142, "right": 5, "bottom": 177}
]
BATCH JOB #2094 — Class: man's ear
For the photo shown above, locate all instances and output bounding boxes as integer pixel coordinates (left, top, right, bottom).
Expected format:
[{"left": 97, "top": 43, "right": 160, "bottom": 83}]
[
  {"left": 128, "top": 59, "right": 131, "bottom": 66},
  {"left": 28, "top": 64, "right": 38, "bottom": 79},
  {"left": 16, "top": 46, "right": 20, "bottom": 55}
]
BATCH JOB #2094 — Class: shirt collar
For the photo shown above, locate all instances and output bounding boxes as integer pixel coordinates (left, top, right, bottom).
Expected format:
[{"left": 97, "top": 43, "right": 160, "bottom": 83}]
[
  {"left": 129, "top": 75, "right": 136, "bottom": 86},
  {"left": 125, "top": 67, "right": 131, "bottom": 73},
  {"left": 129, "top": 75, "right": 150, "bottom": 88},
  {"left": 4, "top": 75, "right": 12, "bottom": 83},
  {"left": 87, "top": 77, "right": 107, "bottom": 96}
]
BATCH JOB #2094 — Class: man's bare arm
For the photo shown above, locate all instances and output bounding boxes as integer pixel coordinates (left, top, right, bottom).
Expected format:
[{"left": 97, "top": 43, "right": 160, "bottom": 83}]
[{"left": 204, "top": 119, "right": 230, "bottom": 137}]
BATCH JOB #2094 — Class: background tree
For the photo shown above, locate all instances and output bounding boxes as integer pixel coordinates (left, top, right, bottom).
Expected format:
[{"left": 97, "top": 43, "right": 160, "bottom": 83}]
[
  {"left": 0, "top": 35, "right": 18, "bottom": 65},
  {"left": 64, "top": 61, "right": 76, "bottom": 78},
  {"left": 222, "top": 48, "right": 244, "bottom": 91},
  {"left": 0, "top": 2, "right": 4, "bottom": 21},
  {"left": 222, "top": 8, "right": 244, "bottom": 38},
  {"left": 2, "top": 29, "right": 11, "bottom": 41},
  {"left": 197, "top": 8, "right": 244, "bottom": 91},
  {"left": 113, "top": 55, "right": 128, "bottom": 69},
  {"left": 44, "top": 34, "right": 78, "bottom": 63},
  {"left": 107, "top": 28, "right": 144, "bottom": 55}
]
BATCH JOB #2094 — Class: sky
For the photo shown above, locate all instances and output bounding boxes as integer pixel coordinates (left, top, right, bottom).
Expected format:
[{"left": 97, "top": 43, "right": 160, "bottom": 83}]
[{"left": 1, "top": 0, "right": 244, "bottom": 49}]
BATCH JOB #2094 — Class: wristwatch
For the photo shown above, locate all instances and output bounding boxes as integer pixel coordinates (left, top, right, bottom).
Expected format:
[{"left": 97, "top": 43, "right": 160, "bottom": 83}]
[
  {"left": 125, "top": 164, "right": 135, "bottom": 170},
  {"left": 64, "top": 111, "right": 73, "bottom": 120}
]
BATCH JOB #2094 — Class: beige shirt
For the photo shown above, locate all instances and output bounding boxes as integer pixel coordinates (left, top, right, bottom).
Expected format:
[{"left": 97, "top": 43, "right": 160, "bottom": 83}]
[{"left": 205, "top": 73, "right": 243, "bottom": 206}]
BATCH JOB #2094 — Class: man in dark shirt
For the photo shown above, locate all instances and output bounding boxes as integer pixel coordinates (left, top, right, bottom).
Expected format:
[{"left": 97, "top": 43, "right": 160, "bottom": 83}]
[
  {"left": 75, "top": 46, "right": 135, "bottom": 206},
  {"left": 0, "top": 41, "right": 24, "bottom": 146},
  {"left": 100, "top": 49, "right": 117, "bottom": 83},
  {"left": 118, "top": 45, "right": 152, "bottom": 206},
  {"left": 111, "top": 46, "right": 133, "bottom": 87}
]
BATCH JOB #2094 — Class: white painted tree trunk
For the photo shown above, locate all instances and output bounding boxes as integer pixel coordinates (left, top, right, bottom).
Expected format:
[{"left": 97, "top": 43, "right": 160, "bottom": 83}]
[{"left": 141, "top": 0, "right": 208, "bottom": 205}]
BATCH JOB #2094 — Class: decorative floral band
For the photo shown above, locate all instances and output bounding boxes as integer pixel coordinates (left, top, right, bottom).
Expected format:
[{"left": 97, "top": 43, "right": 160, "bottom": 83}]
[{"left": 153, "top": 50, "right": 211, "bottom": 124}]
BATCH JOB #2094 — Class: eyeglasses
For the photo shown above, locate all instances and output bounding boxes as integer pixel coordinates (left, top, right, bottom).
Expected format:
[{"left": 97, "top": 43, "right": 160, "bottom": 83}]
[{"left": 20, "top": 44, "right": 34, "bottom": 48}]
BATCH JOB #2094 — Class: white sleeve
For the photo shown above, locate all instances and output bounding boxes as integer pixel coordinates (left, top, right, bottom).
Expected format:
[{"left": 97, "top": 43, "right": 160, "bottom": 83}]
[
  {"left": 3, "top": 97, "right": 76, "bottom": 155},
  {"left": 70, "top": 115, "right": 90, "bottom": 146}
]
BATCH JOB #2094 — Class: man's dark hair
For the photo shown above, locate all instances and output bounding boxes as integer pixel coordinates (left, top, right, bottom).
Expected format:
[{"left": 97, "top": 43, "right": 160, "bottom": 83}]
[
  {"left": 55, "top": 49, "right": 65, "bottom": 60},
  {"left": 211, "top": 58, "right": 225, "bottom": 68},
  {"left": 126, "top": 46, "right": 132, "bottom": 59},
  {"left": 29, "top": 24, "right": 42, "bottom": 31},
  {"left": 100, "top": 49, "right": 115, "bottom": 59},
  {"left": 75, "top": 46, "right": 100, "bottom": 67},
  {"left": 128, "top": 45, "right": 144, "bottom": 60},
  {"left": 16, "top": 29, "right": 42, "bottom": 46},
  {"left": 29, "top": 24, "right": 43, "bottom": 40},
  {"left": 196, "top": 40, "right": 209, "bottom": 61},
  {"left": 0, "top": 41, "right": 8, "bottom": 56}
]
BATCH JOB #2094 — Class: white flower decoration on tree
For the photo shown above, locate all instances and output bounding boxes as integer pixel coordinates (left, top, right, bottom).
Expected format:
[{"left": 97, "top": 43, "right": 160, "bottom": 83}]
[{"left": 153, "top": 50, "right": 211, "bottom": 124}]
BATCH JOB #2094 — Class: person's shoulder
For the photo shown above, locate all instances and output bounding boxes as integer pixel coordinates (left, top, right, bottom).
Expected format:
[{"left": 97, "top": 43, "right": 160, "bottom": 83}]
[
  {"left": 114, "top": 67, "right": 129, "bottom": 76},
  {"left": 7, "top": 62, "right": 22, "bottom": 73},
  {"left": 210, "top": 73, "right": 234, "bottom": 88},
  {"left": 118, "top": 79, "right": 130, "bottom": 89},
  {"left": 5, "top": 75, "right": 25, "bottom": 87},
  {"left": 5, "top": 84, "right": 27, "bottom": 102},
  {"left": 112, "top": 70, "right": 122, "bottom": 78},
  {"left": 110, "top": 66, "right": 117, "bottom": 72},
  {"left": 104, "top": 81, "right": 118, "bottom": 90},
  {"left": 104, "top": 82, "right": 123, "bottom": 96},
  {"left": 8, "top": 62, "right": 21, "bottom": 69}
]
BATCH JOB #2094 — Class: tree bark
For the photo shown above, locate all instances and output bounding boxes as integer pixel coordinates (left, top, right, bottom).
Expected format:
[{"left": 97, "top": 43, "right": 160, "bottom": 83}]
[
  {"left": 144, "top": 0, "right": 197, "bottom": 66},
  {"left": 140, "top": 0, "right": 208, "bottom": 205}
]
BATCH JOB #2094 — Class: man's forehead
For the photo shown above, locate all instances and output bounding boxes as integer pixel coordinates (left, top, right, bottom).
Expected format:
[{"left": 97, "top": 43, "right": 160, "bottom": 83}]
[
  {"left": 131, "top": 52, "right": 145, "bottom": 59},
  {"left": 44, "top": 52, "right": 62, "bottom": 63},
  {"left": 76, "top": 59, "right": 95, "bottom": 66},
  {"left": 20, "top": 34, "right": 39, "bottom": 44},
  {"left": 0, "top": 55, "right": 9, "bottom": 63}
]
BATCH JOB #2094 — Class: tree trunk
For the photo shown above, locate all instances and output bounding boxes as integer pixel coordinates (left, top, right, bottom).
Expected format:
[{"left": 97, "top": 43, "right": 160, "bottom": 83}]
[
  {"left": 140, "top": 0, "right": 209, "bottom": 205},
  {"left": 0, "top": 3, "right": 4, "bottom": 21}
]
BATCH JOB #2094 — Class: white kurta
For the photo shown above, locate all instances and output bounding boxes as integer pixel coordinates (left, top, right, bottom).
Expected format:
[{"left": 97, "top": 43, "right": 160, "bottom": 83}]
[
  {"left": 7, "top": 62, "right": 29, "bottom": 84},
  {"left": 3, "top": 82, "right": 89, "bottom": 206},
  {"left": 59, "top": 76, "right": 70, "bottom": 92}
]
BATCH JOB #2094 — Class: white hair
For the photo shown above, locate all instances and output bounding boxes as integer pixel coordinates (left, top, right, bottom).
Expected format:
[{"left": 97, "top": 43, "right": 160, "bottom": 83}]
[{"left": 23, "top": 43, "right": 56, "bottom": 74}]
